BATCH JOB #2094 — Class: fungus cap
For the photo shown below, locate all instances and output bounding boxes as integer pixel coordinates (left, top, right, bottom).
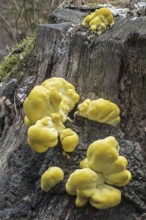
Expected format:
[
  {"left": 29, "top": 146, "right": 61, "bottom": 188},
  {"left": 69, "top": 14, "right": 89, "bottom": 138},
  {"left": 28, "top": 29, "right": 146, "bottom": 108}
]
[
  {"left": 80, "top": 158, "right": 89, "bottom": 168},
  {"left": 96, "top": 8, "right": 114, "bottom": 27},
  {"left": 41, "top": 167, "right": 64, "bottom": 192},
  {"left": 28, "top": 116, "right": 65, "bottom": 153},
  {"left": 42, "top": 77, "right": 80, "bottom": 122},
  {"left": 24, "top": 85, "right": 59, "bottom": 126},
  {"left": 82, "top": 8, "right": 114, "bottom": 35},
  {"left": 78, "top": 98, "right": 120, "bottom": 126},
  {"left": 89, "top": 17, "right": 106, "bottom": 35},
  {"left": 66, "top": 168, "right": 104, "bottom": 207},
  {"left": 104, "top": 170, "right": 132, "bottom": 187},
  {"left": 60, "top": 128, "right": 79, "bottom": 152},
  {"left": 87, "top": 136, "right": 120, "bottom": 173},
  {"left": 23, "top": 77, "right": 80, "bottom": 126},
  {"left": 66, "top": 168, "right": 122, "bottom": 209},
  {"left": 82, "top": 12, "right": 98, "bottom": 27},
  {"left": 89, "top": 184, "right": 121, "bottom": 209},
  {"left": 85, "top": 136, "right": 132, "bottom": 187}
]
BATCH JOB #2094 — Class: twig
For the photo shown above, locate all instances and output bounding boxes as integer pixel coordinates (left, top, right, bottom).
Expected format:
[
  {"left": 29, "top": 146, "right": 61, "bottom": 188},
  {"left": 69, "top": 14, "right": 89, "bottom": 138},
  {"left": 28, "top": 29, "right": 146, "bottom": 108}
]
[
  {"left": 0, "top": 15, "right": 16, "bottom": 41},
  {"left": 15, "top": 0, "right": 27, "bottom": 41}
]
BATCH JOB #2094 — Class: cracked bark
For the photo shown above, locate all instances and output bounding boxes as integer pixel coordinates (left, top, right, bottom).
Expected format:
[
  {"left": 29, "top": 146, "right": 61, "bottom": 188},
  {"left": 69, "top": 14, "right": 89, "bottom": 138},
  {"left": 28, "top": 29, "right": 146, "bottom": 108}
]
[{"left": 0, "top": 8, "right": 146, "bottom": 220}]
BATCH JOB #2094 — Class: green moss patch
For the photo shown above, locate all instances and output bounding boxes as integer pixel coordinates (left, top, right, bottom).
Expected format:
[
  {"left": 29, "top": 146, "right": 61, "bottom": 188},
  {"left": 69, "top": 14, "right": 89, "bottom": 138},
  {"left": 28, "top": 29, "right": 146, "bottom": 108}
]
[{"left": 0, "top": 34, "right": 36, "bottom": 82}]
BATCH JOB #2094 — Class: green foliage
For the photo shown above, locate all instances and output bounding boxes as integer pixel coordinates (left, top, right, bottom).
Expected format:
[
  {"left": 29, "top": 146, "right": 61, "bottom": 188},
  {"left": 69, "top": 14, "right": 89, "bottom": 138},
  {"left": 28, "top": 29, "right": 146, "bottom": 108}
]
[{"left": 0, "top": 34, "right": 35, "bottom": 81}]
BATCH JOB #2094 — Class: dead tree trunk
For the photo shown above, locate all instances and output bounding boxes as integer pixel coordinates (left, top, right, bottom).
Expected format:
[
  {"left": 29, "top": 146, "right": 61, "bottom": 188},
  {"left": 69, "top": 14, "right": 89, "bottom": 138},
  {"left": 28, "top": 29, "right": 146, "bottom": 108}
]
[{"left": 0, "top": 8, "right": 146, "bottom": 220}]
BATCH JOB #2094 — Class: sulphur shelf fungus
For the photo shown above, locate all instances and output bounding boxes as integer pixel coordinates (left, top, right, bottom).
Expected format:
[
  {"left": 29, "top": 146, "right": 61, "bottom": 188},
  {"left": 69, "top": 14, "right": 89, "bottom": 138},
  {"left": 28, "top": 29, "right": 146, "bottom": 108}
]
[
  {"left": 89, "top": 184, "right": 121, "bottom": 209},
  {"left": 80, "top": 136, "right": 132, "bottom": 187},
  {"left": 66, "top": 137, "right": 132, "bottom": 209},
  {"left": 41, "top": 167, "right": 64, "bottom": 192},
  {"left": 60, "top": 128, "right": 79, "bottom": 152},
  {"left": 66, "top": 168, "right": 121, "bottom": 209},
  {"left": 78, "top": 98, "right": 120, "bottom": 126},
  {"left": 23, "top": 77, "right": 80, "bottom": 127},
  {"left": 82, "top": 8, "right": 114, "bottom": 35},
  {"left": 28, "top": 114, "right": 65, "bottom": 153}
]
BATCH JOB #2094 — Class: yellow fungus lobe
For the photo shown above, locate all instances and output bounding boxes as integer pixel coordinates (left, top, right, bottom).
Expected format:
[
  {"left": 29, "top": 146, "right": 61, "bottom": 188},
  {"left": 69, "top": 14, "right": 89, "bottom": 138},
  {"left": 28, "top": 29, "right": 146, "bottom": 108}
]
[
  {"left": 85, "top": 136, "right": 132, "bottom": 187},
  {"left": 41, "top": 167, "right": 64, "bottom": 192},
  {"left": 67, "top": 137, "right": 132, "bottom": 209},
  {"left": 66, "top": 168, "right": 121, "bottom": 209},
  {"left": 82, "top": 8, "right": 114, "bottom": 35},
  {"left": 89, "top": 184, "right": 121, "bottom": 209},
  {"left": 78, "top": 98, "right": 120, "bottom": 126},
  {"left": 28, "top": 116, "right": 65, "bottom": 153},
  {"left": 60, "top": 128, "right": 79, "bottom": 152},
  {"left": 82, "top": 12, "right": 98, "bottom": 27},
  {"left": 23, "top": 77, "right": 80, "bottom": 126},
  {"left": 96, "top": 8, "right": 114, "bottom": 27}
]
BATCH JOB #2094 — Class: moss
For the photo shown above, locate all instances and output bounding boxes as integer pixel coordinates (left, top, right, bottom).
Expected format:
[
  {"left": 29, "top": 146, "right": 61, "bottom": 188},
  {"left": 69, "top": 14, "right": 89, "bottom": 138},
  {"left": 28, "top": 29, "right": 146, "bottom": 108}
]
[{"left": 0, "top": 34, "right": 36, "bottom": 82}]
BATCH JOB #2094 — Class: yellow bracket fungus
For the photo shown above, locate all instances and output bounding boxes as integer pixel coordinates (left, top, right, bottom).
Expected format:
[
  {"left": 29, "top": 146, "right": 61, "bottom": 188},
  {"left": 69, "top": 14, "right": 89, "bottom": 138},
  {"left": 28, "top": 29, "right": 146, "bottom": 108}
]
[
  {"left": 96, "top": 8, "right": 114, "bottom": 27},
  {"left": 66, "top": 168, "right": 121, "bottom": 209},
  {"left": 23, "top": 77, "right": 131, "bottom": 210},
  {"left": 82, "top": 8, "right": 114, "bottom": 35},
  {"left": 89, "top": 17, "right": 106, "bottom": 35},
  {"left": 81, "top": 136, "right": 132, "bottom": 187},
  {"left": 82, "top": 12, "right": 98, "bottom": 27},
  {"left": 89, "top": 184, "right": 121, "bottom": 209},
  {"left": 42, "top": 77, "right": 80, "bottom": 122},
  {"left": 28, "top": 115, "right": 65, "bottom": 153},
  {"left": 78, "top": 98, "right": 120, "bottom": 126},
  {"left": 60, "top": 128, "right": 79, "bottom": 152},
  {"left": 41, "top": 167, "right": 64, "bottom": 192},
  {"left": 23, "top": 85, "right": 62, "bottom": 127},
  {"left": 67, "top": 137, "right": 132, "bottom": 209},
  {"left": 23, "top": 77, "right": 80, "bottom": 126},
  {"left": 80, "top": 158, "right": 89, "bottom": 169}
]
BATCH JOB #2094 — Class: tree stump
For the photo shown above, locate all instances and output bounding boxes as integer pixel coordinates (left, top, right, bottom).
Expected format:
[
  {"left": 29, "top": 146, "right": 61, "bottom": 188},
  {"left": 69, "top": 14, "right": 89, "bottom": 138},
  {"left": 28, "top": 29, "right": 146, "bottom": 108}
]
[{"left": 0, "top": 8, "right": 146, "bottom": 220}]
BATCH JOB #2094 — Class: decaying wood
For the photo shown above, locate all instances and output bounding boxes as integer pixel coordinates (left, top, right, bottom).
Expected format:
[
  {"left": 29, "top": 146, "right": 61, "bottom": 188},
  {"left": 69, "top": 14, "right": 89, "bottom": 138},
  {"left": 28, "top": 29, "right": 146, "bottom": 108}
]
[{"left": 0, "top": 7, "right": 146, "bottom": 220}]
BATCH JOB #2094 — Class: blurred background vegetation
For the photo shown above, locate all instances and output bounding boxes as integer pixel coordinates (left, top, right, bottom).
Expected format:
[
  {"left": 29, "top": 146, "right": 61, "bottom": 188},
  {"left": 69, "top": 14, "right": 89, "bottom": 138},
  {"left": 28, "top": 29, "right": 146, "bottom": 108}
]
[
  {"left": 0, "top": 0, "right": 131, "bottom": 62},
  {"left": 0, "top": 0, "right": 65, "bottom": 42},
  {"left": 0, "top": 0, "right": 64, "bottom": 61}
]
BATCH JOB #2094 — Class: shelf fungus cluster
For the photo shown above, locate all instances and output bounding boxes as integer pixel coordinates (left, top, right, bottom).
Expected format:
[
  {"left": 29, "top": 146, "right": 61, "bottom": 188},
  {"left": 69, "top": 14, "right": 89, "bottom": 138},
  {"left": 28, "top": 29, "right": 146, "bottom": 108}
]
[
  {"left": 23, "top": 77, "right": 132, "bottom": 209},
  {"left": 23, "top": 77, "right": 80, "bottom": 153},
  {"left": 78, "top": 98, "right": 120, "bottom": 126},
  {"left": 66, "top": 136, "right": 132, "bottom": 209},
  {"left": 24, "top": 77, "right": 80, "bottom": 126},
  {"left": 82, "top": 8, "right": 114, "bottom": 35}
]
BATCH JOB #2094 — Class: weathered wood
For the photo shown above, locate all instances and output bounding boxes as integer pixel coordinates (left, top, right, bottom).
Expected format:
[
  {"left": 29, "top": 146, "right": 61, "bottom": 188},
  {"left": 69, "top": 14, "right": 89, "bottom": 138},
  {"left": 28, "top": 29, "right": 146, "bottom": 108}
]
[{"left": 0, "top": 8, "right": 146, "bottom": 220}]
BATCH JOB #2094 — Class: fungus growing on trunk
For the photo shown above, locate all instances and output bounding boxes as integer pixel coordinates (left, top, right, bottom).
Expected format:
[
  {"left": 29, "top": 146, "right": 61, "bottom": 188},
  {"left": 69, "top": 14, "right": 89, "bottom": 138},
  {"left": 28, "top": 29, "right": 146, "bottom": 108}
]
[
  {"left": 82, "top": 8, "right": 114, "bottom": 35},
  {"left": 78, "top": 98, "right": 120, "bottom": 126},
  {"left": 41, "top": 167, "right": 64, "bottom": 192}
]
